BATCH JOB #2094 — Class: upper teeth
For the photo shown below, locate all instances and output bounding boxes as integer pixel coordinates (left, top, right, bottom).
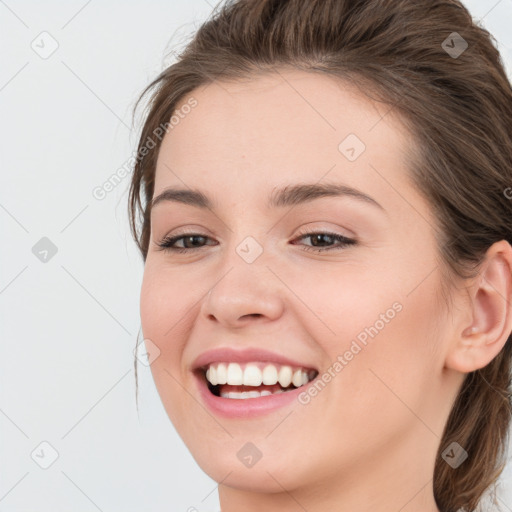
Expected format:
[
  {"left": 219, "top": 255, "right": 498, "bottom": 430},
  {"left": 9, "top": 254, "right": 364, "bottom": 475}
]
[{"left": 205, "top": 362, "right": 315, "bottom": 388}]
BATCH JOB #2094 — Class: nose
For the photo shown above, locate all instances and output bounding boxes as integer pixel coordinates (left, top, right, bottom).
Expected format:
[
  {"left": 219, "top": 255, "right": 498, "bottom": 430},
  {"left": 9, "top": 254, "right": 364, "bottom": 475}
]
[{"left": 201, "top": 265, "right": 285, "bottom": 329}]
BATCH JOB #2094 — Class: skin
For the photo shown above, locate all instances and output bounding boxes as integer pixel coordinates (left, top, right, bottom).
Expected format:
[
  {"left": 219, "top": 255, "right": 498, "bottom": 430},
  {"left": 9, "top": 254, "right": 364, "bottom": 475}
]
[{"left": 139, "top": 68, "right": 512, "bottom": 512}]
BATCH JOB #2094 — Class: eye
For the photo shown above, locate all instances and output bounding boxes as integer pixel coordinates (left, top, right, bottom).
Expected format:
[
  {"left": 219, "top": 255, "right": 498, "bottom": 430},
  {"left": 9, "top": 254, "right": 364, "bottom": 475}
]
[
  {"left": 156, "top": 233, "right": 216, "bottom": 253},
  {"left": 155, "top": 229, "right": 357, "bottom": 254},
  {"left": 292, "top": 229, "right": 357, "bottom": 253}
]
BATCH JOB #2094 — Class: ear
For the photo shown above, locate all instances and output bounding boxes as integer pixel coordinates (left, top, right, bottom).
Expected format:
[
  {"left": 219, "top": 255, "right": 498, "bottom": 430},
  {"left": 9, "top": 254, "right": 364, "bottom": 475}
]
[{"left": 444, "top": 240, "right": 512, "bottom": 373}]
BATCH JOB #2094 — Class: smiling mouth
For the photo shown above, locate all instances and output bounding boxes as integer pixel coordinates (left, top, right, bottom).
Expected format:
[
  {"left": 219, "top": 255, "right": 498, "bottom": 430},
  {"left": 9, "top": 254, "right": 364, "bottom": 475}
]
[{"left": 200, "top": 361, "right": 319, "bottom": 399}]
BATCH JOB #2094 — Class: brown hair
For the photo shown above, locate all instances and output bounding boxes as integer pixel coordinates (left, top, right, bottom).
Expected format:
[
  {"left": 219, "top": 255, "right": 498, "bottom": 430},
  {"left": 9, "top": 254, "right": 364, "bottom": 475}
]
[{"left": 128, "top": 1, "right": 512, "bottom": 510}]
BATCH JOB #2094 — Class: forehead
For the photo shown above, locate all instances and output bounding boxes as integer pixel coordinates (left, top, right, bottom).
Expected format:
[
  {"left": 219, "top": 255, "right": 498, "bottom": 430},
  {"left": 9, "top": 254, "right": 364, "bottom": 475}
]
[{"left": 154, "top": 69, "right": 421, "bottom": 218}]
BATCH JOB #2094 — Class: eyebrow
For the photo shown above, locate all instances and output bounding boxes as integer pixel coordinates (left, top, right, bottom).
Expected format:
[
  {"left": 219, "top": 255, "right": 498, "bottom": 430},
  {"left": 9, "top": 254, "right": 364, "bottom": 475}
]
[{"left": 150, "top": 182, "right": 385, "bottom": 212}]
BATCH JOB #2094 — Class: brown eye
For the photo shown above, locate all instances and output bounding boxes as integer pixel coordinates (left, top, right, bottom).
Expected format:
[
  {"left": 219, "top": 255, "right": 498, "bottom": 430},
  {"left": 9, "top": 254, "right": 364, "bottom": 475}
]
[
  {"left": 156, "top": 234, "right": 215, "bottom": 253},
  {"left": 292, "top": 230, "right": 357, "bottom": 253}
]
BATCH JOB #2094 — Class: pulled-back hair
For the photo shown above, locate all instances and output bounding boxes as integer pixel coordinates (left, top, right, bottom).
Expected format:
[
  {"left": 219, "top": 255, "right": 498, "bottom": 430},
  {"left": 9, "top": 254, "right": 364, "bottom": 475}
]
[{"left": 128, "top": 1, "right": 512, "bottom": 510}]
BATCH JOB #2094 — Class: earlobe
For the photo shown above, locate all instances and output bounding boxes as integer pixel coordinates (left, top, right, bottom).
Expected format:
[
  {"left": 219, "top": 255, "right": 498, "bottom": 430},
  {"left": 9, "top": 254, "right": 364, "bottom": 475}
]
[{"left": 444, "top": 240, "right": 512, "bottom": 374}]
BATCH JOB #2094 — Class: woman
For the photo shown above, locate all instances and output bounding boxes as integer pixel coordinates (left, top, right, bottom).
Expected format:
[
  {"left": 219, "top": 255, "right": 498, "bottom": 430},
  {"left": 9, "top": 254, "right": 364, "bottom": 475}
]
[{"left": 128, "top": 1, "right": 512, "bottom": 510}]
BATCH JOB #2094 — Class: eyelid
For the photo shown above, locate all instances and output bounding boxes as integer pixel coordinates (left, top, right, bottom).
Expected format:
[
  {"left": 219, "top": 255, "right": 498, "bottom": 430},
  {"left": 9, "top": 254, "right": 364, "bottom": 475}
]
[
  {"left": 158, "top": 221, "right": 355, "bottom": 240},
  {"left": 155, "top": 227, "right": 357, "bottom": 254}
]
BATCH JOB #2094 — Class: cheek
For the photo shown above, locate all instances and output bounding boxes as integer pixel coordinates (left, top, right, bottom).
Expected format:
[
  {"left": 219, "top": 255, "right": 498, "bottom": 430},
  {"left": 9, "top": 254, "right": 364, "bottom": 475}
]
[
  {"left": 140, "top": 265, "right": 189, "bottom": 389},
  {"left": 140, "top": 264, "right": 191, "bottom": 351},
  {"left": 139, "top": 266, "right": 192, "bottom": 434},
  {"left": 300, "top": 265, "right": 444, "bottom": 421},
  {"left": 140, "top": 271, "right": 171, "bottom": 349},
  {"left": 340, "top": 285, "right": 443, "bottom": 439},
  {"left": 285, "top": 263, "right": 401, "bottom": 351}
]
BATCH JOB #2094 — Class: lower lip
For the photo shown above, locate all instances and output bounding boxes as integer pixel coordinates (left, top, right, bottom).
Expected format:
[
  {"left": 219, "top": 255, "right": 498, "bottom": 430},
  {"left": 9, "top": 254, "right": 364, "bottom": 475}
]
[{"left": 194, "top": 371, "right": 311, "bottom": 419}]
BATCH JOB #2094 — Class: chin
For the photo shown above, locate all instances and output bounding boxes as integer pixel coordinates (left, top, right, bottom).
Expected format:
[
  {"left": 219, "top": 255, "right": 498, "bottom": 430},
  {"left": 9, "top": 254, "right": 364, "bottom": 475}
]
[{"left": 189, "top": 444, "right": 311, "bottom": 494}]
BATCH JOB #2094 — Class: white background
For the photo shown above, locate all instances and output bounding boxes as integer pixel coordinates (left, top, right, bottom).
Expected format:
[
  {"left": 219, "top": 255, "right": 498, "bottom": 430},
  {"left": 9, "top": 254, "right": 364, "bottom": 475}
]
[{"left": 1, "top": 1, "right": 511, "bottom": 511}]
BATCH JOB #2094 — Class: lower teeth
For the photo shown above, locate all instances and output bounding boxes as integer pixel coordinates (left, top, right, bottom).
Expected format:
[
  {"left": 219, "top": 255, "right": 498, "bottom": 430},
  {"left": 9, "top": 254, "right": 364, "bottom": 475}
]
[{"left": 220, "top": 389, "right": 286, "bottom": 399}]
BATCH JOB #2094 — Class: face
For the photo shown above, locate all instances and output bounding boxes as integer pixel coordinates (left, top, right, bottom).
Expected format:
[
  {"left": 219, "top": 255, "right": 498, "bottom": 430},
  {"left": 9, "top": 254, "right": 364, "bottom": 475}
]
[{"left": 140, "top": 69, "right": 459, "bottom": 496}]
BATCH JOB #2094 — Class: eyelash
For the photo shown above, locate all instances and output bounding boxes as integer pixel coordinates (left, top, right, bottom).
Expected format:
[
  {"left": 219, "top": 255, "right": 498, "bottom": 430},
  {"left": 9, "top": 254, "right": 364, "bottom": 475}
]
[{"left": 156, "top": 229, "right": 357, "bottom": 254}]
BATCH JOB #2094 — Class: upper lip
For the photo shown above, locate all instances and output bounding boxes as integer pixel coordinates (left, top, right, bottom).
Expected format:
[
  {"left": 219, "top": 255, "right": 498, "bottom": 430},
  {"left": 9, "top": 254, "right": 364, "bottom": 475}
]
[{"left": 191, "top": 347, "right": 318, "bottom": 372}]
